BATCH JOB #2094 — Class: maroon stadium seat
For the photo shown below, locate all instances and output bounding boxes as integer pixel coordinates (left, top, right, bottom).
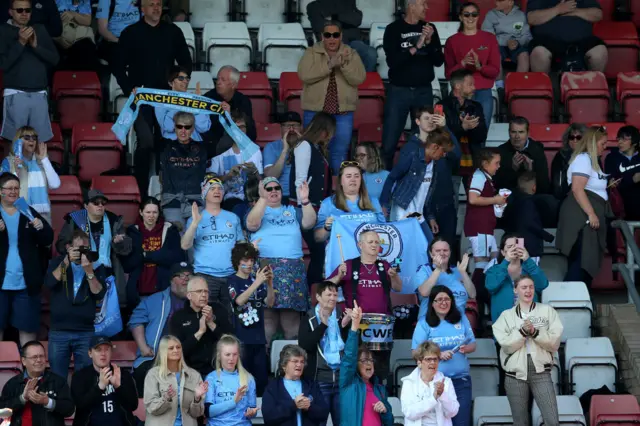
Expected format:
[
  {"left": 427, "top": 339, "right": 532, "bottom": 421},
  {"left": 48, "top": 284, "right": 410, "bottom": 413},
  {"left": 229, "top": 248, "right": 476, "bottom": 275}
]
[
  {"left": 590, "top": 394, "right": 640, "bottom": 425},
  {"left": 632, "top": 0, "right": 640, "bottom": 30},
  {"left": 528, "top": 124, "right": 567, "bottom": 149},
  {"left": 354, "top": 72, "right": 385, "bottom": 130},
  {"left": 598, "top": 0, "right": 616, "bottom": 21},
  {"left": 48, "top": 123, "right": 65, "bottom": 169},
  {"left": 0, "top": 341, "right": 21, "bottom": 391},
  {"left": 279, "top": 72, "right": 303, "bottom": 118},
  {"left": 617, "top": 72, "right": 640, "bottom": 127},
  {"left": 255, "top": 122, "right": 281, "bottom": 148},
  {"left": 52, "top": 71, "right": 102, "bottom": 131},
  {"left": 560, "top": 72, "right": 610, "bottom": 123},
  {"left": 238, "top": 72, "right": 273, "bottom": 124},
  {"left": 49, "top": 175, "right": 83, "bottom": 247},
  {"left": 505, "top": 72, "right": 554, "bottom": 124},
  {"left": 469, "top": 0, "right": 496, "bottom": 27},
  {"left": 111, "top": 341, "right": 138, "bottom": 368},
  {"left": 71, "top": 123, "right": 123, "bottom": 183},
  {"left": 593, "top": 22, "right": 640, "bottom": 80},
  {"left": 425, "top": 1, "right": 450, "bottom": 21},
  {"left": 356, "top": 124, "right": 406, "bottom": 148},
  {"left": 90, "top": 176, "right": 141, "bottom": 226}
]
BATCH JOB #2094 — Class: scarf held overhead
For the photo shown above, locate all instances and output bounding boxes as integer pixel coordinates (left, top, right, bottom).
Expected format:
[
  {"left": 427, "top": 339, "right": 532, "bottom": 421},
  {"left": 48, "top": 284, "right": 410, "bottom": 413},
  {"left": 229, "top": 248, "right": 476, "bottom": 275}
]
[{"left": 111, "top": 88, "right": 260, "bottom": 162}]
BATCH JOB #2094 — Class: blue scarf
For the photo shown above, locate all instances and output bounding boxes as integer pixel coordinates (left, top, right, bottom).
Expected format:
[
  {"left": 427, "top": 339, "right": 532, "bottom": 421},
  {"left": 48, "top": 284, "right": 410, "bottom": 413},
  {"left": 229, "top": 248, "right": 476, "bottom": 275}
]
[
  {"left": 111, "top": 88, "right": 259, "bottom": 162},
  {"left": 315, "top": 305, "right": 344, "bottom": 370}
]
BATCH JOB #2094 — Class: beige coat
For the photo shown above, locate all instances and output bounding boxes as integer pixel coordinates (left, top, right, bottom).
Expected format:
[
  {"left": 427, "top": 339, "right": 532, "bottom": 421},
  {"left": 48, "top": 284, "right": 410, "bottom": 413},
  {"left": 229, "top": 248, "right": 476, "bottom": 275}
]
[
  {"left": 143, "top": 366, "right": 205, "bottom": 426},
  {"left": 297, "top": 42, "right": 366, "bottom": 112}
]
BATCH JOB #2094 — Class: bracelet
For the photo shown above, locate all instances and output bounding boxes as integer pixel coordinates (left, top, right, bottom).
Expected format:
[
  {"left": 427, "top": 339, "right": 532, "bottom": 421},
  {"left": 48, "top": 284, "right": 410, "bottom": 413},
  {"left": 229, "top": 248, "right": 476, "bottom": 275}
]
[{"left": 301, "top": 200, "right": 310, "bottom": 206}]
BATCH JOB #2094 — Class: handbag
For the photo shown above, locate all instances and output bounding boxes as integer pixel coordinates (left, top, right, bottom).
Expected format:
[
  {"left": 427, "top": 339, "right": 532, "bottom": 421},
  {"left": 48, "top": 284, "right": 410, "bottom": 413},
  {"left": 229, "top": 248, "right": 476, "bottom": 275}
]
[
  {"left": 95, "top": 275, "right": 123, "bottom": 337},
  {"left": 55, "top": 20, "right": 95, "bottom": 49}
]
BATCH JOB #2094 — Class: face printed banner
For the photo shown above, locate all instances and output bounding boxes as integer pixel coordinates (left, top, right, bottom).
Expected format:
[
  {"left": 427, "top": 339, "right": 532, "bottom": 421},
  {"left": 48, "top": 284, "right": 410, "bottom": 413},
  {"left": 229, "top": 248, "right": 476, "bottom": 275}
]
[
  {"left": 325, "top": 218, "right": 429, "bottom": 293},
  {"left": 111, "top": 88, "right": 260, "bottom": 162}
]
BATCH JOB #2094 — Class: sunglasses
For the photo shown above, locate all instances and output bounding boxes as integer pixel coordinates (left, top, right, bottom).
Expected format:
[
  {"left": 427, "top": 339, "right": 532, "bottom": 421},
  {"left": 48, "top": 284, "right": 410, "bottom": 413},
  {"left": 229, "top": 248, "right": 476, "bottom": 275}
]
[
  {"left": 13, "top": 7, "right": 31, "bottom": 12},
  {"left": 175, "top": 75, "right": 191, "bottom": 82},
  {"left": 323, "top": 32, "right": 341, "bottom": 39},
  {"left": 90, "top": 200, "right": 107, "bottom": 206},
  {"left": 175, "top": 124, "right": 193, "bottom": 130},
  {"left": 340, "top": 161, "right": 360, "bottom": 168},
  {"left": 22, "top": 134, "right": 38, "bottom": 141},
  {"left": 462, "top": 12, "right": 480, "bottom": 17},
  {"left": 569, "top": 134, "right": 583, "bottom": 141},
  {"left": 265, "top": 185, "right": 282, "bottom": 192}
]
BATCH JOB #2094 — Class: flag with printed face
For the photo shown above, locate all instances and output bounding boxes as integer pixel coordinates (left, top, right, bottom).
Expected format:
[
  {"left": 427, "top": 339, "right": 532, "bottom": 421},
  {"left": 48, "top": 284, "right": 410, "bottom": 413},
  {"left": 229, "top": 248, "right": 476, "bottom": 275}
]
[{"left": 324, "top": 218, "right": 429, "bottom": 293}]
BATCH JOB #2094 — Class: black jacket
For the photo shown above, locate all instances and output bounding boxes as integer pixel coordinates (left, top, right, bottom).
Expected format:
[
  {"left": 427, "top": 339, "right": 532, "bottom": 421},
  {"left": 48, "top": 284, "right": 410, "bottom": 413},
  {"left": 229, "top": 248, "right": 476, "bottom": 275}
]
[
  {"left": 604, "top": 148, "right": 640, "bottom": 220},
  {"left": 0, "top": 207, "right": 53, "bottom": 296},
  {"left": 0, "top": 0, "right": 62, "bottom": 37},
  {"left": 502, "top": 191, "right": 555, "bottom": 257},
  {"left": 113, "top": 19, "right": 192, "bottom": 96},
  {"left": 262, "top": 378, "right": 328, "bottom": 426},
  {"left": 0, "top": 370, "right": 75, "bottom": 426},
  {"left": 168, "top": 303, "right": 233, "bottom": 377},
  {"left": 70, "top": 364, "right": 139, "bottom": 426},
  {"left": 307, "top": 0, "right": 363, "bottom": 44},
  {"left": 550, "top": 149, "right": 572, "bottom": 201},
  {"left": 494, "top": 139, "right": 550, "bottom": 194}
]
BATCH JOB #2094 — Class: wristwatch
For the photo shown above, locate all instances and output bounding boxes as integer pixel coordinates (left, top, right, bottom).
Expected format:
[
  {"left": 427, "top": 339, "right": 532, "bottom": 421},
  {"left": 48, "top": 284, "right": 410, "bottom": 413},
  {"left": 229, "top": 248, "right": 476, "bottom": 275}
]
[{"left": 87, "top": 274, "right": 95, "bottom": 280}]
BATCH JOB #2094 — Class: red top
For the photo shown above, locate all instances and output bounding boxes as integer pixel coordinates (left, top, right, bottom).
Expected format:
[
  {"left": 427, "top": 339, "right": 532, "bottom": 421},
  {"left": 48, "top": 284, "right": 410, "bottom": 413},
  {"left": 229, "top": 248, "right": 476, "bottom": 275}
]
[
  {"left": 464, "top": 169, "right": 497, "bottom": 236},
  {"left": 329, "top": 259, "right": 391, "bottom": 314},
  {"left": 444, "top": 31, "right": 501, "bottom": 90}
]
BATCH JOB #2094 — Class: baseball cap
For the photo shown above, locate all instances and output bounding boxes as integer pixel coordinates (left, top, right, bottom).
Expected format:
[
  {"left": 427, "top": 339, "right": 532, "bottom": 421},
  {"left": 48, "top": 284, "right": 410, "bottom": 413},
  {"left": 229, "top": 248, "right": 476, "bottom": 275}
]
[
  {"left": 262, "top": 177, "right": 280, "bottom": 188},
  {"left": 278, "top": 111, "right": 302, "bottom": 124},
  {"left": 90, "top": 335, "right": 112, "bottom": 350},
  {"left": 86, "top": 189, "right": 108, "bottom": 203},
  {"left": 170, "top": 261, "right": 194, "bottom": 277}
]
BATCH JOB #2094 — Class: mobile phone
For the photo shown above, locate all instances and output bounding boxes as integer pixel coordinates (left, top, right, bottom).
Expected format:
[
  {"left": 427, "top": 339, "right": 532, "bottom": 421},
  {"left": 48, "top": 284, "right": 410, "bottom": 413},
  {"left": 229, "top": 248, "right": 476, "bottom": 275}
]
[
  {"left": 434, "top": 104, "right": 444, "bottom": 116},
  {"left": 451, "top": 338, "right": 472, "bottom": 354},
  {"left": 259, "top": 259, "right": 271, "bottom": 270},
  {"left": 516, "top": 238, "right": 525, "bottom": 249}
]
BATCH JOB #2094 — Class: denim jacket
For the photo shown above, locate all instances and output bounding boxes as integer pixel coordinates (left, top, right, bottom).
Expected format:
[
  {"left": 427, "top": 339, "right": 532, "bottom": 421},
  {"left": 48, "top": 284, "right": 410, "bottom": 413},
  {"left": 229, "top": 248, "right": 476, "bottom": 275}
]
[{"left": 379, "top": 129, "right": 461, "bottom": 220}]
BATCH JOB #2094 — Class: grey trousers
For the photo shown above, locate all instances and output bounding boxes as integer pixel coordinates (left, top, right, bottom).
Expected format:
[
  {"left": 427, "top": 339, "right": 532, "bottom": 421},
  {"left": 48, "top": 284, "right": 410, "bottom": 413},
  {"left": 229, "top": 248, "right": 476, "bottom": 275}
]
[
  {"left": 2, "top": 92, "right": 53, "bottom": 141},
  {"left": 505, "top": 356, "right": 559, "bottom": 426}
]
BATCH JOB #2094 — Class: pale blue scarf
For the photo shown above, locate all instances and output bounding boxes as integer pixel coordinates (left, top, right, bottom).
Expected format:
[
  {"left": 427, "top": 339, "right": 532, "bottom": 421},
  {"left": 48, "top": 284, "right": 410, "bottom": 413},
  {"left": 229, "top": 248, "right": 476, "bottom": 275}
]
[{"left": 315, "top": 305, "right": 344, "bottom": 370}]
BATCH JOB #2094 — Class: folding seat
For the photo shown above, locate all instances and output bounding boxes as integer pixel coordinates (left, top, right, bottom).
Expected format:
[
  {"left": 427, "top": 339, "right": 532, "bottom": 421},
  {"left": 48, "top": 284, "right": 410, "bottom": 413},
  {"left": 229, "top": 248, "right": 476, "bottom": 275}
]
[
  {"left": 270, "top": 339, "right": 297, "bottom": 373},
  {"left": 71, "top": 123, "right": 123, "bottom": 183},
  {"left": 356, "top": 0, "right": 395, "bottom": 29},
  {"left": 565, "top": 337, "right": 617, "bottom": 397},
  {"left": 52, "top": 71, "right": 102, "bottom": 130},
  {"left": 542, "top": 281, "right": 593, "bottom": 342},
  {"left": 532, "top": 395, "right": 585, "bottom": 426},
  {"left": 550, "top": 351, "right": 562, "bottom": 395},
  {"left": 467, "top": 338, "right": 500, "bottom": 397},
  {"left": 542, "top": 228, "right": 558, "bottom": 254},
  {"left": 388, "top": 397, "right": 404, "bottom": 424},
  {"left": 528, "top": 123, "right": 567, "bottom": 149},
  {"left": 486, "top": 123, "right": 509, "bottom": 148},
  {"left": 560, "top": 72, "right": 610, "bottom": 124},
  {"left": 133, "top": 398, "right": 146, "bottom": 422},
  {"left": 187, "top": 71, "right": 215, "bottom": 95},
  {"left": 49, "top": 175, "right": 83, "bottom": 240},
  {"left": 390, "top": 339, "right": 414, "bottom": 393},
  {"left": 617, "top": 72, "right": 640, "bottom": 127},
  {"left": 473, "top": 396, "right": 513, "bottom": 425},
  {"left": 369, "top": 23, "right": 389, "bottom": 80},
  {"left": 108, "top": 74, "right": 127, "bottom": 115},
  {"left": 279, "top": 72, "right": 304, "bottom": 117},
  {"left": 258, "top": 24, "right": 308, "bottom": 80},
  {"left": 203, "top": 22, "right": 252, "bottom": 77},
  {"left": 48, "top": 122, "right": 65, "bottom": 169},
  {"left": 433, "top": 21, "right": 459, "bottom": 47},
  {"left": 590, "top": 394, "right": 640, "bottom": 425},
  {"left": 111, "top": 341, "right": 138, "bottom": 368},
  {"left": 244, "top": 0, "right": 286, "bottom": 29},
  {"left": 189, "top": 0, "right": 229, "bottom": 29},
  {"left": 505, "top": 72, "right": 554, "bottom": 124},
  {"left": 593, "top": 22, "right": 640, "bottom": 79},
  {"left": 174, "top": 22, "right": 196, "bottom": 62},
  {"left": 354, "top": 72, "right": 385, "bottom": 129},
  {"left": 297, "top": 0, "right": 314, "bottom": 29},
  {"left": 425, "top": 1, "right": 450, "bottom": 21},
  {"left": 91, "top": 176, "right": 141, "bottom": 226},
  {"left": 0, "top": 341, "right": 21, "bottom": 391},
  {"left": 238, "top": 72, "right": 274, "bottom": 124},
  {"left": 255, "top": 122, "right": 281, "bottom": 148},
  {"left": 357, "top": 123, "right": 383, "bottom": 146}
]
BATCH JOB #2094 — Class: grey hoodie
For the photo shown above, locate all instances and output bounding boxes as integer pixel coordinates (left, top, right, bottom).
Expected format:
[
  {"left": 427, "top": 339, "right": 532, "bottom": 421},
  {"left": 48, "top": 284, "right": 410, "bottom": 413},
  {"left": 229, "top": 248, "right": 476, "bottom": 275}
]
[{"left": 481, "top": 6, "right": 532, "bottom": 47}]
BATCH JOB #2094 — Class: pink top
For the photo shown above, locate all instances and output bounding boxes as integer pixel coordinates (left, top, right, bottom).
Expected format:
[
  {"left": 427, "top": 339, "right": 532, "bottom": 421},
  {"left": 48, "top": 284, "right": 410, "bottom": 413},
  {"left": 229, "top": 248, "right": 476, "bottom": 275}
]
[
  {"left": 362, "top": 382, "right": 382, "bottom": 426},
  {"left": 444, "top": 30, "right": 501, "bottom": 90},
  {"left": 329, "top": 259, "right": 392, "bottom": 314}
]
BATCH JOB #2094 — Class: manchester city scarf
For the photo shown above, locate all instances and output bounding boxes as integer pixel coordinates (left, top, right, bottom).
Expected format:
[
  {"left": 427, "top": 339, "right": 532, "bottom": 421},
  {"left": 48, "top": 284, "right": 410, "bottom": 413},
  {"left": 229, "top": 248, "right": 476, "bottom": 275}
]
[{"left": 111, "top": 88, "right": 260, "bottom": 162}]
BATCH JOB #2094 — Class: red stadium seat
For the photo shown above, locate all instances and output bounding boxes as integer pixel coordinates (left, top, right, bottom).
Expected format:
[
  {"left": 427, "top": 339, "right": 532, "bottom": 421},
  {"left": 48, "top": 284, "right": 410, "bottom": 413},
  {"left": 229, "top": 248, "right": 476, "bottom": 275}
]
[
  {"left": 425, "top": 1, "right": 450, "bottom": 21},
  {"left": 133, "top": 398, "right": 146, "bottom": 421},
  {"left": 255, "top": 122, "right": 282, "bottom": 148},
  {"left": 588, "top": 122, "right": 624, "bottom": 147},
  {"left": 528, "top": 124, "right": 568, "bottom": 148},
  {"left": 633, "top": 1, "right": 640, "bottom": 30},
  {"left": 111, "top": 341, "right": 138, "bottom": 368},
  {"left": 91, "top": 176, "right": 141, "bottom": 226},
  {"left": 356, "top": 124, "right": 406, "bottom": 148},
  {"left": 598, "top": 0, "right": 616, "bottom": 21},
  {"left": 71, "top": 123, "right": 123, "bottom": 183},
  {"left": 617, "top": 72, "right": 640, "bottom": 127},
  {"left": 279, "top": 72, "right": 303, "bottom": 118},
  {"left": 590, "top": 394, "right": 640, "bottom": 425},
  {"left": 49, "top": 175, "right": 83, "bottom": 245},
  {"left": 560, "top": 72, "right": 610, "bottom": 123},
  {"left": 354, "top": 72, "right": 385, "bottom": 130},
  {"left": 238, "top": 72, "right": 274, "bottom": 124},
  {"left": 48, "top": 123, "right": 65, "bottom": 169},
  {"left": 52, "top": 71, "right": 102, "bottom": 131},
  {"left": 505, "top": 72, "right": 554, "bottom": 124},
  {"left": 0, "top": 341, "right": 21, "bottom": 390},
  {"left": 593, "top": 22, "right": 640, "bottom": 79},
  {"left": 390, "top": 292, "right": 417, "bottom": 307}
]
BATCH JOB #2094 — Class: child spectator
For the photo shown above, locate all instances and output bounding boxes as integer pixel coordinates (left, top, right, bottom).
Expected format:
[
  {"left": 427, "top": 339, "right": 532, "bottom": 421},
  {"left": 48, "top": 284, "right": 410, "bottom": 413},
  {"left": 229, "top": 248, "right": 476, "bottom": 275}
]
[
  {"left": 604, "top": 125, "right": 640, "bottom": 220},
  {"left": 355, "top": 142, "right": 389, "bottom": 201}
]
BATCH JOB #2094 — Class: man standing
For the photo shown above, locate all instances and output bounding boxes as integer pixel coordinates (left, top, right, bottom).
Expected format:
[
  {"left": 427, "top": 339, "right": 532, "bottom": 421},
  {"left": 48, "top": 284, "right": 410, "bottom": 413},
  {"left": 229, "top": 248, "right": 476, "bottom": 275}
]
[
  {"left": 0, "top": 341, "right": 75, "bottom": 426},
  {"left": 0, "top": 0, "right": 59, "bottom": 143},
  {"left": 112, "top": 0, "right": 192, "bottom": 197},
  {"left": 169, "top": 275, "right": 232, "bottom": 378},
  {"left": 263, "top": 112, "right": 303, "bottom": 201},
  {"left": 0, "top": 0, "right": 62, "bottom": 38},
  {"left": 381, "top": 0, "right": 444, "bottom": 169},
  {"left": 70, "top": 336, "right": 138, "bottom": 426}
]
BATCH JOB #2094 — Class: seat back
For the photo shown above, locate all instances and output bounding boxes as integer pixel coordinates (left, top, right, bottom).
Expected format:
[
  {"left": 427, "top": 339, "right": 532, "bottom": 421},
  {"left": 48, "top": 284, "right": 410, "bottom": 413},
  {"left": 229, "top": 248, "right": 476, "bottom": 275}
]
[
  {"left": 425, "top": 2, "right": 450, "bottom": 21},
  {"left": 0, "top": 341, "right": 21, "bottom": 369},
  {"left": 49, "top": 175, "right": 83, "bottom": 238},
  {"left": 109, "top": 74, "right": 127, "bottom": 114},
  {"left": 258, "top": 24, "right": 308, "bottom": 79},
  {"left": 388, "top": 397, "right": 404, "bottom": 425},
  {"left": 48, "top": 123, "right": 65, "bottom": 168},
  {"left": 505, "top": 72, "right": 554, "bottom": 124},
  {"left": 560, "top": 72, "right": 610, "bottom": 124},
  {"left": 467, "top": 338, "right": 500, "bottom": 398},
  {"left": 279, "top": 72, "right": 304, "bottom": 116},
  {"left": 357, "top": 123, "right": 383, "bottom": 145},
  {"left": 565, "top": 337, "right": 617, "bottom": 397},
  {"left": 486, "top": 123, "right": 509, "bottom": 148},
  {"left": 245, "top": 0, "right": 286, "bottom": 28},
  {"left": 256, "top": 123, "right": 282, "bottom": 148},
  {"left": 238, "top": 72, "right": 273, "bottom": 124},
  {"left": 617, "top": 72, "right": 640, "bottom": 127},
  {"left": 354, "top": 72, "right": 385, "bottom": 129},
  {"left": 433, "top": 21, "right": 459, "bottom": 46},
  {"left": 390, "top": 292, "right": 417, "bottom": 307},
  {"left": 254, "top": 397, "right": 264, "bottom": 424},
  {"left": 593, "top": 21, "right": 640, "bottom": 79},
  {"left": 53, "top": 71, "right": 102, "bottom": 130},
  {"left": 590, "top": 394, "right": 640, "bottom": 426},
  {"left": 528, "top": 123, "right": 568, "bottom": 148},
  {"left": 551, "top": 351, "right": 562, "bottom": 395},
  {"left": 369, "top": 23, "right": 389, "bottom": 79},
  {"left": 91, "top": 176, "right": 141, "bottom": 226},
  {"left": 111, "top": 341, "right": 138, "bottom": 368},
  {"left": 189, "top": 0, "right": 229, "bottom": 29},
  {"left": 532, "top": 395, "right": 586, "bottom": 426},
  {"left": 270, "top": 339, "right": 298, "bottom": 373},
  {"left": 72, "top": 123, "right": 123, "bottom": 182},
  {"left": 188, "top": 72, "right": 215, "bottom": 95},
  {"left": 473, "top": 396, "right": 513, "bottom": 425},
  {"left": 174, "top": 22, "right": 195, "bottom": 61},
  {"left": 542, "top": 281, "right": 593, "bottom": 342},
  {"left": 203, "top": 22, "right": 252, "bottom": 76},
  {"left": 356, "top": 0, "right": 395, "bottom": 29}
]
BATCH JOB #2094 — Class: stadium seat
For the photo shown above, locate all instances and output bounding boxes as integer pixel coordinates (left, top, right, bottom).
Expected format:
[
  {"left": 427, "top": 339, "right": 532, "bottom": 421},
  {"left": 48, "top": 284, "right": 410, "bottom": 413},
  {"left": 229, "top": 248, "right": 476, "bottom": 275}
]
[
  {"left": 71, "top": 123, "right": 123, "bottom": 183},
  {"left": 48, "top": 123, "right": 65, "bottom": 169},
  {"left": 467, "top": 338, "right": 500, "bottom": 398},
  {"left": 390, "top": 339, "right": 413, "bottom": 380},
  {"left": 390, "top": 292, "right": 417, "bottom": 307},
  {"left": 189, "top": 0, "right": 229, "bottom": 29},
  {"left": 433, "top": 21, "right": 459, "bottom": 47},
  {"left": 565, "top": 337, "right": 617, "bottom": 397},
  {"left": 539, "top": 254, "right": 568, "bottom": 282},
  {"left": 256, "top": 122, "right": 281, "bottom": 148},
  {"left": 425, "top": 2, "right": 450, "bottom": 21},
  {"left": 52, "top": 71, "right": 102, "bottom": 130},
  {"left": 258, "top": 24, "right": 308, "bottom": 80},
  {"left": 187, "top": 72, "right": 215, "bottom": 95},
  {"left": 505, "top": 72, "right": 554, "bottom": 124},
  {"left": 633, "top": 0, "right": 640, "bottom": 31},
  {"left": 297, "top": 0, "right": 314, "bottom": 28},
  {"left": 91, "top": 176, "right": 141, "bottom": 226},
  {"left": 203, "top": 22, "right": 253, "bottom": 77},
  {"left": 473, "top": 396, "right": 513, "bottom": 425},
  {"left": 532, "top": 395, "right": 585, "bottom": 426},
  {"left": 174, "top": 22, "right": 195, "bottom": 62},
  {"left": 528, "top": 123, "right": 568, "bottom": 149},
  {"left": 617, "top": 72, "right": 640, "bottom": 127},
  {"left": 133, "top": 398, "right": 145, "bottom": 421},
  {"left": 388, "top": 397, "right": 404, "bottom": 425},
  {"left": 486, "top": 123, "right": 509, "bottom": 147},
  {"left": 279, "top": 72, "right": 304, "bottom": 117},
  {"left": 542, "top": 281, "right": 593, "bottom": 342},
  {"left": 591, "top": 253, "right": 625, "bottom": 291},
  {"left": 551, "top": 351, "right": 562, "bottom": 395},
  {"left": 238, "top": 72, "right": 274, "bottom": 124},
  {"left": 0, "top": 341, "right": 21, "bottom": 391},
  {"left": 590, "top": 394, "right": 640, "bottom": 425},
  {"left": 598, "top": 0, "right": 616, "bottom": 21},
  {"left": 270, "top": 339, "right": 297, "bottom": 374},
  {"left": 108, "top": 74, "right": 127, "bottom": 115},
  {"left": 49, "top": 175, "right": 83, "bottom": 243},
  {"left": 560, "top": 72, "right": 610, "bottom": 124},
  {"left": 244, "top": 0, "right": 286, "bottom": 28},
  {"left": 369, "top": 23, "right": 389, "bottom": 80},
  {"left": 354, "top": 72, "right": 385, "bottom": 129},
  {"left": 254, "top": 397, "right": 265, "bottom": 424},
  {"left": 356, "top": 0, "right": 395, "bottom": 29},
  {"left": 594, "top": 22, "right": 640, "bottom": 80},
  {"left": 111, "top": 341, "right": 138, "bottom": 368}
]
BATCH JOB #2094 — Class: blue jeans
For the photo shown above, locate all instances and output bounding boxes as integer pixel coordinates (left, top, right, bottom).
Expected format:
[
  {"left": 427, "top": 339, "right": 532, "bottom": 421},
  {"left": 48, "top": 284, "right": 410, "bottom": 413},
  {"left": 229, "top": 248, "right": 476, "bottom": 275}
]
[
  {"left": 303, "top": 110, "right": 353, "bottom": 175},
  {"left": 473, "top": 88, "right": 494, "bottom": 129},
  {"left": 451, "top": 376, "right": 472, "bottom": 426},
  {"left": 48, "top": 330, "right": 94, "bottom": 378},
  {"left": 349, "top": 40, "right": 377, "bottom": 72},
  {"left": 381, "top": 84, "right": 434, "bottom": 169},
  {"left": 317, "top": 381, "right": 340, "bottom": 426}
]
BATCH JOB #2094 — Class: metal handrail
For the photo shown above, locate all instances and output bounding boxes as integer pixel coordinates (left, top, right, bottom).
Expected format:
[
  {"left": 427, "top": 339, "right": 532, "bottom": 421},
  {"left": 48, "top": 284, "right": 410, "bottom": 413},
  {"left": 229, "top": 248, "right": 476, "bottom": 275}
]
[{"left": 611, "top": 220, "right": 640, "bottom": 312}]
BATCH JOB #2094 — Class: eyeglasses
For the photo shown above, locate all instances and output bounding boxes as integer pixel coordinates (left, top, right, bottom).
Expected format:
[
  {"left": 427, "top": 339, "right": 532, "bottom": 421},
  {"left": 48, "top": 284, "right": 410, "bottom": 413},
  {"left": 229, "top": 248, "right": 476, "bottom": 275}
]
[
  {"left": 358, "top": 358, "right": 375, "bottom": 364},
  {"left": 340, "top": 161, "right": 360, "bottom": 169},
  {"left": 569, "top": 134, "right": 583, "bottom": 141},
  {"left": 323, "top": 32, "right": 341, "bottom": 39},
  {"left": 462, "top": 12, "right": 480, "bottom": 17},
  {"left": 175, "top": 75, "right": 191, "bottom": 82},
  {"left": 175, "top": 273, "right": 191, "bottom": 280},
  {"left": 265, "top": 185, "right": 282, "bottom": 192},
  {"left": 22, "top": 134, "right": 38, "bottom": 141},
  {"left": 90, "top": 200, "right": 107, "bottom": 206},
  {"left": 13, "top": 7, "right": 31, "bottom": 13},
  {"left": 355, "top": 153, "right": 368, "bottom": 159},
  {"left": 421, "top": 357, "right": 439, "bottom": 364},
  {"left": 175, "top": 124, "right": 193, "bottom": 130},
  {"left": 1, "top": 186, "right": 20, "bottom": 192},
  {"left": 434, "top": 297, "right": 451, "bottom": 304},
  {"left": 283, "top": 123, "right": 301, "bottom": 130},
  {"left": 189, "top": 289, "right": 209, "bottom": 295},
  {"left": 23, "top": 355, "right": 45, "bottom": 361}
]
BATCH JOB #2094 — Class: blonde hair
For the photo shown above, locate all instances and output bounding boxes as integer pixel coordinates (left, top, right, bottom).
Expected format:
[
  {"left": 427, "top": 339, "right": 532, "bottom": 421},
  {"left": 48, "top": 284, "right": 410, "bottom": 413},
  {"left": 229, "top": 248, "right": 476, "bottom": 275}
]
[
  {"left": 413, "top": 341, "right": 441, "bottom": 362},
  {"left": 214, "top": 335, "right": 251, "bottom": 387},
  {"left": 570, "top": 126, "right": 607, "bottom": 173},
  {"left": 334, "top": 165, "right": 375, "bottom": 212},
  {"left": 154, "top": 335, "right": 187, "bottom": 378},
  {"left": 10, "top": 126, "right": 38, "bottom": 160}
]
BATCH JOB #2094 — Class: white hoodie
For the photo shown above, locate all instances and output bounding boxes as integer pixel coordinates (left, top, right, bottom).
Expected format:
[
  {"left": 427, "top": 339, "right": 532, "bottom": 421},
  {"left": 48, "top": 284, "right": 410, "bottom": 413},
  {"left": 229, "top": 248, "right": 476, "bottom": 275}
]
[{"left": 400, "top": 368, "right": 459, "bottom": 426}]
